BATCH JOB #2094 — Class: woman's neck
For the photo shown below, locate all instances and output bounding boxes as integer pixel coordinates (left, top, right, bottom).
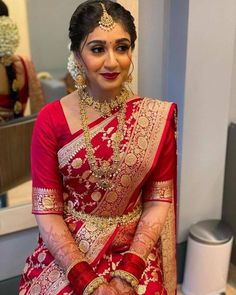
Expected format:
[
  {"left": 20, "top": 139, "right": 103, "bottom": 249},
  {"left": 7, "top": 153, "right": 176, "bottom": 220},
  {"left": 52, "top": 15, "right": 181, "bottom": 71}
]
[{"left": 86, "top": 86, "right": 124, "bottom": 102}]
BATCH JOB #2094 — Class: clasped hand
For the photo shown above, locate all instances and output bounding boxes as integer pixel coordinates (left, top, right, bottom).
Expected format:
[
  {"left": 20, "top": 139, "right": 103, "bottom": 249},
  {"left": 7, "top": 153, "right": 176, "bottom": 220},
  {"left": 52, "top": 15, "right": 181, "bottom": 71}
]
[{"left": 92, "top": 277, "right": 135, "bottom": 295}]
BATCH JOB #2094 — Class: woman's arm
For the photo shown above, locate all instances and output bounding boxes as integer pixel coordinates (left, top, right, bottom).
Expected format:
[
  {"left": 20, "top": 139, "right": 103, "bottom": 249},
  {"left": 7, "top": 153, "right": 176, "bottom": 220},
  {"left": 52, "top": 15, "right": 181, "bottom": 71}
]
[
  {"left": 31, "top": 108, "right": 119, "bottom": 295},
  {"left": 129, "top": 201, "right": 170, "bottom": 259},
  {"left": 36, "top": 214, "right": 119, "bottom": 295},
  {"left": 35, "top": 214, "right": 84, "bottom": 270},
  {"left": 110, "top": 201, "right": 170, "bottom": 295}
]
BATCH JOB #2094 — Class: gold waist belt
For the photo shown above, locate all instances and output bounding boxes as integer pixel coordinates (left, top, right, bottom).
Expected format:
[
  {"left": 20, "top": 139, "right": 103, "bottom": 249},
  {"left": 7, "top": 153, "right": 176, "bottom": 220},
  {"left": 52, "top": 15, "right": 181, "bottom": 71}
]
[{"left": 65, "top": 204, "right": 142, "bottom": 229}]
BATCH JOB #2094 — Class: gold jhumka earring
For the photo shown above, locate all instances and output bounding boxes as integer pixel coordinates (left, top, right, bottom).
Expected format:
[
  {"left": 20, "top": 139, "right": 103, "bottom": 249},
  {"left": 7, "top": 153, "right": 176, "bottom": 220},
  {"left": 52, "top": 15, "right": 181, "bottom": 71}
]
[
  {"left": 67, "top": 53, "right": 87, "bottom": 90},
  {"left": 99, "top": 2, "right": 115, "bottom": 31},
  {"left": 75, "top": 69, "right": 86, "bottom": 90}
]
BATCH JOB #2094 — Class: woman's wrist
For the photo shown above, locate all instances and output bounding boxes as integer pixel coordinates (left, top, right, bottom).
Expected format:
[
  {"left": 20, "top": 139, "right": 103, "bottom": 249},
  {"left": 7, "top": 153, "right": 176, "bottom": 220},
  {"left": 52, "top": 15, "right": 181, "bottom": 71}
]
[
  {"left": 125, "top": 250, "right": 147, "bottom": 264},
  {"left": 67, "top": 261, "right": 106, "bottom": 295},
  {"left": 83, "top": 276, "right": 107, "bottom": 295},
  {"left": 111, "top": 270, "right": 139, "bottom": 288},
  {"left": 112, "top": 251, "right": 146, "bottom": 288}
]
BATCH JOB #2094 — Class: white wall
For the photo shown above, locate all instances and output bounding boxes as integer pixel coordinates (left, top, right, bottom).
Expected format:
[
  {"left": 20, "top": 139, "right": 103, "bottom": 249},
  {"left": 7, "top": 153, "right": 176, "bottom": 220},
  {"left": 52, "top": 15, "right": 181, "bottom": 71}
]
[
  {"left": 138, "top": 0, "right": 169, "bottom": 98},
  {"left": 117, "top": 0, "right": 139, "bottom": 94},
  {"left": 229, "top": 28, "right": 236, "bottom": 124},
  {"left": 27, "top": 0, "right": 81, "bottom": 78},
  {"left": 179, "top": 0, "right": 236, "bottom": 242}
]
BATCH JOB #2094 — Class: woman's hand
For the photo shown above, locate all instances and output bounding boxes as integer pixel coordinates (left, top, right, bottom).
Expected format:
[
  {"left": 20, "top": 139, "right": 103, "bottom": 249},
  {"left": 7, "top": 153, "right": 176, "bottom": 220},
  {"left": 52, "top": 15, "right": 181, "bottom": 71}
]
[
  {"left": 92, "top": 283, "right": 119, "bottom": 295},
  {"left": 110, "top": 277, "right": 136, "bottom": 295}
]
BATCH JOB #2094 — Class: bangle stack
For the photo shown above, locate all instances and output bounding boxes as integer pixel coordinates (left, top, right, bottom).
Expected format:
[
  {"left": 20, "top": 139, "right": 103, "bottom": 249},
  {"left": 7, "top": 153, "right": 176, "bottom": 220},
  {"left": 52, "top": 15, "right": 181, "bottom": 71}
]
[
  {"left": 83, "top": 276, "right": 107, "bottom": 295},
  {"left": 125, "top": 250, "right": 147, "bottom": 264},
  {"left": 112, "top": 251, "right": 146, "bottom": 288},
  {"left": 112, "top": 269, "right": 139, "bottom": 288},
  {"left": 67, "top": 261, "right": 106, "bottom": 295}
]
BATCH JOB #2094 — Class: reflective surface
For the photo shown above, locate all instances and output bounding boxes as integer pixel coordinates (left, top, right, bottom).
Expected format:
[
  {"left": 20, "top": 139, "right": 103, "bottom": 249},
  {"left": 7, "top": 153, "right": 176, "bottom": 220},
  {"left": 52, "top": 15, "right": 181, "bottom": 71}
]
[{"left": 1, "top": 180, "right": 31, "bottom": 209}]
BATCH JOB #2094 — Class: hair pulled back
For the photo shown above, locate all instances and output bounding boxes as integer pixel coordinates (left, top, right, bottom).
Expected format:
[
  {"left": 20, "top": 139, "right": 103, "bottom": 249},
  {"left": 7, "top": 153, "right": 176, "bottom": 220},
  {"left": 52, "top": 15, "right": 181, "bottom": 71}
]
[
  {"left": 0, "top": 0, "right": 9, "bottom": 16},
  {"left": 69, "top": 0, "right": 137, "bottom": 52}
]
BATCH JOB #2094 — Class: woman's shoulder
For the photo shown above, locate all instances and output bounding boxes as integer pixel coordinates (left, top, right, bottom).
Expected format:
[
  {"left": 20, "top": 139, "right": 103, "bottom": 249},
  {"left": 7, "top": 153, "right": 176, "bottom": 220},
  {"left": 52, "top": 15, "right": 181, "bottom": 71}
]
[
  {"left": 140, "top": 97, "right": 176, "bottom": 110},
  {"left": 38, "top": 100, "right": 60, "bottom": 115},
  {"left": 36, "top": 100, "right": 61, "bottom": 125},
  {"left": 140, "top": 97, "right": 177, "bottom": 120},
  {"left": 143, "top": 97, "right": 176, "bottom": 106}
]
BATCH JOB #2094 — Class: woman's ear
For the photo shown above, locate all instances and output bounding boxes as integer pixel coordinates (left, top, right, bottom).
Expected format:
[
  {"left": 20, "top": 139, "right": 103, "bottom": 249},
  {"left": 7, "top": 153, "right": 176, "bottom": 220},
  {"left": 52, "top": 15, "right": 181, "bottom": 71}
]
[{"left": 74, "top": 54, "right": 84, "bottom": 71}]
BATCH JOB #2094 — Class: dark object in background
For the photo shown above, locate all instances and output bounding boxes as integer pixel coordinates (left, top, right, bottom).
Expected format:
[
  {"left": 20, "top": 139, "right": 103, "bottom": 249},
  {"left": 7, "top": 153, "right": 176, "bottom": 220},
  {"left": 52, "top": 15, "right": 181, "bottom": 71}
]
[{"left": 222, "top": 123, "right": 236, "bottom": 265}]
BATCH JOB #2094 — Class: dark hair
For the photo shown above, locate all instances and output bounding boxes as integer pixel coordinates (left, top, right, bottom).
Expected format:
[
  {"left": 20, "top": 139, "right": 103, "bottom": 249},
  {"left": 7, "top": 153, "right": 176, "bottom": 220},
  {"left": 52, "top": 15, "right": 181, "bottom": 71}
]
[
  {"left": 69, "top": 0, "right": 137, "bottom": 52},
  {"left": 0, "top": 0, "right": 9, "bottom": 16}
]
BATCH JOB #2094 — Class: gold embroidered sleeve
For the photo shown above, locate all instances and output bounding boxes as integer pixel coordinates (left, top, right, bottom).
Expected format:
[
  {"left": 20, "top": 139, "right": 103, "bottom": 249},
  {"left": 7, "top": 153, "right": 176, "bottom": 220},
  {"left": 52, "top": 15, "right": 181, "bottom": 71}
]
[
  {"left": 143, "top": 179, "right": 173, "bottom": 203},
  {"left": 32, "top": 187, "right": 64, "bottom": 214}
]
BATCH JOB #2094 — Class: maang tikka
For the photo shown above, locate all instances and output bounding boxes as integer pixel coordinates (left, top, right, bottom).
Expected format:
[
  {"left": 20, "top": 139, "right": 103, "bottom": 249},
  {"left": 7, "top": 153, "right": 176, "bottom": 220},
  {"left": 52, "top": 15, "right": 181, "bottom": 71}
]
[{"left": 99, "top": 2, "right": 115, "bottom": 31}]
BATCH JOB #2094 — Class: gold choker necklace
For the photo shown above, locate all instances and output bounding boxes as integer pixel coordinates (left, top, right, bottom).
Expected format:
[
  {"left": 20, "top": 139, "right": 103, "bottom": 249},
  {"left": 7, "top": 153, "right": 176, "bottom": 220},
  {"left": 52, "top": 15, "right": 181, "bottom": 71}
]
[
  {"left": 78, "top": 92, "right": 127, "bottom": 190},
  {"left": 78, "top": 87, "right": 129, "bottom": 117}
]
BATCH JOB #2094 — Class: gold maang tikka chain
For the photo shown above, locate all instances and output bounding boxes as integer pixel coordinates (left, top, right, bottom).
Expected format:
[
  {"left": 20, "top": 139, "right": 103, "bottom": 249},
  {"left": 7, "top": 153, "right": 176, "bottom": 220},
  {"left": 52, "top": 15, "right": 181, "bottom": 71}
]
[
  {"left": 99, "top": 2, "right": 115, "bottom": 31},
  {"left": 78, "top": 92, "right": 128, "bottom": 190},
  {"left": 78, "top": 87, "right": 129, "bottom": 117}
]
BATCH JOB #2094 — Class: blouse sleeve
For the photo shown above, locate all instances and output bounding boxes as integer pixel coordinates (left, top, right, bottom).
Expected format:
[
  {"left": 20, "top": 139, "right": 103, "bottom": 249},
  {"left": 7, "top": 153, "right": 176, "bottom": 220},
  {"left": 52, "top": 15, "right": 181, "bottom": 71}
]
[
  {"left": 142, "top": 105, "right": 177, "bottom": 203},
  {"left": 31, "top": 105, "right": 64, "bottom": 215}
]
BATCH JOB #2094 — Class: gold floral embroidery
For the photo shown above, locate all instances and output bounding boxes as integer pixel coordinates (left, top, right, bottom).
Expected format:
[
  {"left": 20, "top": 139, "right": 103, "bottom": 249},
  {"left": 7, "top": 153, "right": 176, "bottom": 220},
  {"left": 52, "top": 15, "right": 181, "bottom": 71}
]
[
  {"left": 71, "top": 157, "right": 83, "bottom": 169},
  {"left": 94, "top": 98, "right": 173, "bottom": 216},
  {"left": 161, "top": 201, "right": 177, "bottom": 295},
  {"left": 57, "top": 115, "right": 115, "bottom": 169},
  {"left": 144, "top": 179, "right": 173, "bottom": 202},
  {"left": 32, "top": 187, "right": 63, "bottom": 214},
  {"left": 28, "top": 261, "right": 68, "bottom": 295}
]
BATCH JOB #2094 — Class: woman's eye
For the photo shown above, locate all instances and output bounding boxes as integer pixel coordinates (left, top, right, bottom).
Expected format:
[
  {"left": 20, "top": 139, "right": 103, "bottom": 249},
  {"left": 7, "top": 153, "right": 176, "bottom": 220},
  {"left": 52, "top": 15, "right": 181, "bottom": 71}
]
[
  {"left": 116, "top": 45, "right": 130, "bottom": 52},
  {"left": 91, "top": 47, "right": 104, "bottom": 54}
]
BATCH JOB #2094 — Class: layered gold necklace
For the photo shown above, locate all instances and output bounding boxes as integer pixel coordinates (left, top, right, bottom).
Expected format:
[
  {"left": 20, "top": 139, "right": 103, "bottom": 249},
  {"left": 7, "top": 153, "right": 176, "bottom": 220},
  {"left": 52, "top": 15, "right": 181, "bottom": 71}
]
[
  {"left": 78, "top": 87, "right": 129, "bottom": 190},
  {"left": 79, "top": 87, "right": 129, "bottom": 117}
]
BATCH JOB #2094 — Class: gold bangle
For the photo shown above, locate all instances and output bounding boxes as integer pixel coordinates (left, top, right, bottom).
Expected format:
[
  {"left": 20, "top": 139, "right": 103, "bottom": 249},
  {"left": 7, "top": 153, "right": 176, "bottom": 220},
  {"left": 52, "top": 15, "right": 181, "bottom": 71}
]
[
  {"left": 83, "top": 276, "right": 107, "bottom": 295},
  {"left": 111, "top": 270, "right": 139, "bottom": 288},
  {"left": 125, "top": 250, "right": 147, "bottom": 264},
  {"left": 65, "top": 259, "right": 86, "bottom": 279}
]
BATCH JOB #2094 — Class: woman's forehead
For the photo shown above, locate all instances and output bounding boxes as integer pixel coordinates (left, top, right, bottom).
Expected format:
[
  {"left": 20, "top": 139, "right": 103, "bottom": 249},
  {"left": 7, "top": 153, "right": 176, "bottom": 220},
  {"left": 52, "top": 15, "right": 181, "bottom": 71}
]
[{"left": 85, "top": 22, "right": 131, "bottom": 44}]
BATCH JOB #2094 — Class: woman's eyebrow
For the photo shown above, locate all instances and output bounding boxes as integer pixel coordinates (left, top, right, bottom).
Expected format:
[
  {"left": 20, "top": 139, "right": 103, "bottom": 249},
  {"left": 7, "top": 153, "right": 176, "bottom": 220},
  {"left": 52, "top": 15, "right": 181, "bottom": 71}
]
[
  {"left": 86, "top": 40, "right": 106, "bottom": 46},
  {"left": 86, "top": 38, "right": 131, "bottom": 46},
  {"left": 115, "top": 38, "right": 131, "bottom": 44}
]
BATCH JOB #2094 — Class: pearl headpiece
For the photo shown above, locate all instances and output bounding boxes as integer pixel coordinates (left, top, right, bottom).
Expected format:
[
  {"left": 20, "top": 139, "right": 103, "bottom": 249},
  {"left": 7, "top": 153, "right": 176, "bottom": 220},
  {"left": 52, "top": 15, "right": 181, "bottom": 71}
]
[{"left": 0, "top": 16, "right": 20, "bottom": 60}]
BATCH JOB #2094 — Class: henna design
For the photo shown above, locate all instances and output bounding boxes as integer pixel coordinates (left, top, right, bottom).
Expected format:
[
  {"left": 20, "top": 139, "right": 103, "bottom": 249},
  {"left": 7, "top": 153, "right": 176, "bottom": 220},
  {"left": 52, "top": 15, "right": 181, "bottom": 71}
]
[
  {"left": 110, "top": 278, "right": 135, "bottom": 295},
  {"left": 130, "top": 211, "right": 164, "bottom": 259},
  {"left": 40, "top": 224, "right": 84, "bottom": 270}
]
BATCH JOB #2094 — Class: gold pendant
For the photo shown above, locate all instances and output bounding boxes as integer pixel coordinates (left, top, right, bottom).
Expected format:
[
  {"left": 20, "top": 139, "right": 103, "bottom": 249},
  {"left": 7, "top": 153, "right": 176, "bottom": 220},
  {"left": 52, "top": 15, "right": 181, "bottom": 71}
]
[{"left": 98, "top": 179, "right": 112, "bottom": 190}]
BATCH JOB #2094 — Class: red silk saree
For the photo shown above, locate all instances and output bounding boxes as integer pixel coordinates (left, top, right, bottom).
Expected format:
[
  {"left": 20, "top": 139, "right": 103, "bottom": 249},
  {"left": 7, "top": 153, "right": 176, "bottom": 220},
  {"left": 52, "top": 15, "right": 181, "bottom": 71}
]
[{"left": 19, "top": 97, "right": 177, "bottom": 295}]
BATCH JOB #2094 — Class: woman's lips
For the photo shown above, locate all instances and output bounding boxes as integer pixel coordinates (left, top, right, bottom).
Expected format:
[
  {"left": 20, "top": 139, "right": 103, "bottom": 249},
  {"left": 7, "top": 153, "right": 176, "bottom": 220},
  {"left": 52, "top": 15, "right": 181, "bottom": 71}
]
[{"left": 101, "top": 72, "right": 120, "bottom": 80}]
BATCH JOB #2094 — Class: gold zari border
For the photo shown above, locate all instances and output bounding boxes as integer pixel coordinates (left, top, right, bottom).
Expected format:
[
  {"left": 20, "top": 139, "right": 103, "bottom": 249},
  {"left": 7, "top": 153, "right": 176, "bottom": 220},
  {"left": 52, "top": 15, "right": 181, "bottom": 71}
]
[
  {"left": 144, "top": 179, "right": 174, "bottom": 202},
  {"left": 32, "top": 187, "right": 63, "bottom": 214},
  {"left": 161, "top": 200, "right": 177, "bottom": 295}
]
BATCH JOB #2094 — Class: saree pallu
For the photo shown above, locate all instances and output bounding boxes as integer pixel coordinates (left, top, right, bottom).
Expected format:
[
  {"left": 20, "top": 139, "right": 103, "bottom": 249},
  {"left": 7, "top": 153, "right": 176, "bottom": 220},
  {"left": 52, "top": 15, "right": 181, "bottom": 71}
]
[{"left": 19, "top": 97, "right": 177, "bottom": 295}]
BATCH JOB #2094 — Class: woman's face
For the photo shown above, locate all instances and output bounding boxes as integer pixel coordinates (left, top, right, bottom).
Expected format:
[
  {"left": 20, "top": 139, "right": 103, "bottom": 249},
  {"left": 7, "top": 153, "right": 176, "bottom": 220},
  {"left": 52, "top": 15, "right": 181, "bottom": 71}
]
[{"left": 77, "top": 22, "right": 132, "bottom": 98}]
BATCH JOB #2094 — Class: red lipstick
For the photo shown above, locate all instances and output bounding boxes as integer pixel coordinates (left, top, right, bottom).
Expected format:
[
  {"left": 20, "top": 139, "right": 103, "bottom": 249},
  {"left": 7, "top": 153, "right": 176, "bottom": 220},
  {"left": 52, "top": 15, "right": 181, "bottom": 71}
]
[{"left": 101, "top": 72, "right": 119, "bottom": 80}]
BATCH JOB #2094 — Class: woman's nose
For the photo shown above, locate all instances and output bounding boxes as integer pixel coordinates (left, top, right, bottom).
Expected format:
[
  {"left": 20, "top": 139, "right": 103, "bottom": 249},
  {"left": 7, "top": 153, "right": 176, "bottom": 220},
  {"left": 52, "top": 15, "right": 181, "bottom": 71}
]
[{"left": 104, "top": 51, "right": 119, "bottom": 69}]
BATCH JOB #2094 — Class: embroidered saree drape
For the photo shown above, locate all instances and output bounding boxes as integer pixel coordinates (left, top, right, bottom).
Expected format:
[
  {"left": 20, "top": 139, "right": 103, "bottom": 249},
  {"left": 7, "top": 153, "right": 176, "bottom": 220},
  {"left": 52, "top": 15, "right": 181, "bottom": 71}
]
[{"left": 20, "top": 97, "right": 177, "bottom": 295}]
